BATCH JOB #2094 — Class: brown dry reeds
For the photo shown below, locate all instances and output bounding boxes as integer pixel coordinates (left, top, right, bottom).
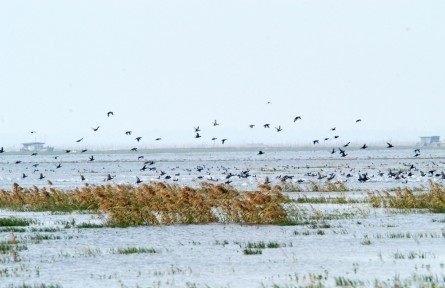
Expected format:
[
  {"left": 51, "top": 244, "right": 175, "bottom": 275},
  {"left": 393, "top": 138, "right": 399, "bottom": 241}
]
[
  {"left": 0, "top": 182, "right": 291, "bottom": 226},
  {"left": 368, "top": 181, "right": 445, "bottom": 212}
]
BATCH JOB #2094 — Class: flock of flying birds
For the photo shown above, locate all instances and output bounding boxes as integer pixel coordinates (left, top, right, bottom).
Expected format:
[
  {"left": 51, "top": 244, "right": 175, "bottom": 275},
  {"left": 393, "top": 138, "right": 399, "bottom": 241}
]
[{"left": 0, "top": 107, "right": 443, "bottom": 187}]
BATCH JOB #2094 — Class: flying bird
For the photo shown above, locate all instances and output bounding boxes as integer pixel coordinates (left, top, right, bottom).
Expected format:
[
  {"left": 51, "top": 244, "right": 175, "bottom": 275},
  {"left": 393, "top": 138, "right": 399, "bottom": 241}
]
[
  {"left": 211, "top": 137, "right": 217, "bottom": 141},
  {"left": 213, "top": 120, "right": 219, "bottom": 126},
  {"left": 258, "top": 151, "right": 265, "bottom": 155},
  {"left": 56, "top": 163, "right": 62, "bottom": 169},
  {"left": 106, "top": 174, "right": 114, "bottom": 181},
  {"left": 125, "top": 131, "right": 132, "bottom": 135},
  {"left": 343, "top": 142, "right": 350, "bottom": 147},
  {"left": 92, "top": 126, "right": 100, "bottom": 131},
  {"left": 221, "top": 139, "right": 227, "bottom": 144},
  {"left": 263, "top": 124, "right": 270, "bottom": 128},
  {"left": 81, "top": 149, "right": 88, "bottom": 153},
  {"left": 0, "top": 147, "right": 4, "bottom": 153},
  {"left": 313, "top": 140, "right": 319, "bottom": 145},
  {"left": 65, "top": 150, "right": 71, "bottom": 153},
  {"left": 356, "top": 119, "right": 362, "bottom": 123},
  {"left": 194, "top": 126, "right": 200, "bottom": 132},
  {"left": 31, "top": 152, "right": 38, "bottom": 156},
  {"left": 275, "top": 126, "right": 282, "bottom": 132},
  {"left": 135, "top": 137, "right": 142, "bottom": 142},
  {"left": 39, "top": 173, "right": 45, "bottom": 180},
  {"left": 387, "top": 142, "right": 394, "bottom": 148},
  {"left": 136, "top": 177, "right": 143, "bottom": 184},
  {"left": 89, "top": 156, "right": 95, "bottom": 161},
  {"left": 131, "top": 148, "right": 138, "bottom": 151},
  {"left": 360, "top": 144, "right": 368, "bottom": 149},
  {"left": 249, "top": 125, "right": 255, "bottom": 128},
  {"left": 195, "top": 133, "right": 202, "bottom": 138},
  {"left": 107, "top": 111, "right": 114, "bottom": 117},
  {"left": 294, "top": 116, "right": 301, "bottom": 122},
  {"left": 330, "top": 127, "right": 336, "bottom": 131},
  {"left": 80, "top": 175, "right": 85, "bottom": 181},
  {"left": 76, "top": 138, "right": 84, "bottom": 143},
  {"left": 155, "top": 138, "right": 162, "bottom": 141},
  {"left": 22, "top": 173, "right": 28, "bottom": 179}
]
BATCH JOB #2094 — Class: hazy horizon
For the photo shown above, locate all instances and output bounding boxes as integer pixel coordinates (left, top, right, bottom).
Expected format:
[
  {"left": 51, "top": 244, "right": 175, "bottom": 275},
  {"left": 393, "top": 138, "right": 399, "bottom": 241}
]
[{"left": 1, "top": 1, "right": 444, "bottom": 149}]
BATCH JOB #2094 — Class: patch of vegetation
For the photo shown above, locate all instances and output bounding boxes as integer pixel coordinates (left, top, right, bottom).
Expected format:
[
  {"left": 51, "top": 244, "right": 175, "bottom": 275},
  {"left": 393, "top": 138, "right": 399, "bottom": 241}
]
[
  {"left": 369, "top": 182, "right": 445, "bottom": 212},
  {"left": 0, "top": 217, "right": 33, "bottom": 227},
  {"left": 243, "top": 248, "right": 262, "bottom": 255},
  {"left": 113, "top": 247, "right": 159, "bottom": 254}
]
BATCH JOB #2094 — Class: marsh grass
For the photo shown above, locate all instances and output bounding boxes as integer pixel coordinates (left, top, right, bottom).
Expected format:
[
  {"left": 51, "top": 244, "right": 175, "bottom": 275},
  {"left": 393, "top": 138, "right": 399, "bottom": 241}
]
[
  {"left": 369, "top": 182, "right": 445, "bottom": 212},
  {"left": 0, "top": 182, "right": 292, "bottom": 226},
  {"left": 243, "top": 248, "right": 262, "bottom": 255},
  {"left": 0, "top": 217, "right": 33, "bottom": 227},
  {"left": 307, "top": 181, "right": 348, "bottom": 192},
  {"left": 113, "top": 247, "right": 159, "bottom": 254}
]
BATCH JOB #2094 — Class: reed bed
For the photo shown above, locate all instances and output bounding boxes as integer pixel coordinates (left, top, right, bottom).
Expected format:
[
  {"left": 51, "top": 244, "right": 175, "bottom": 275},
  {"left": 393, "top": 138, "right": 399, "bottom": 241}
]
[
  {"left": 368, "top": 181, "right": 445, "bottom": 212},
  {"left": 0, "top": 182, "right": 290, "bottom": 226}
]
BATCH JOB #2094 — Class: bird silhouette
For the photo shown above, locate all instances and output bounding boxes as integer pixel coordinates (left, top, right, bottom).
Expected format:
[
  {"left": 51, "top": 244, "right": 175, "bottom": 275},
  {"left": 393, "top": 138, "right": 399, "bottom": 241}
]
[
  {"left": 294, "top": 116, "right": 301, "bottom": 122},
  {"left": 125, "top": 131, "right": 132, "bottom": 135},
  {"left": 221, "top": 139, "right": 227, "bottom": 144},
  {"left": 80, "top": 175, "right": 85, "bottom": 181},
  {"left": 31, "top": 131, "right": 36, "bottom": 134},
  {"left": 76, "top": 138, "right": 84, "bottom": 143},
  {"left": 313, "top": 140, "right": 319, "bottom": 145},
  {"left": 135, "top": 137, "right": 142, "bottom": 142},
  {"left": 213, "top": 120, "right": 219, "bottom": 126},
  {"left": 331, "top": 148, "right": 335, "bottom": 154},
  {"left": 334, "top": 135, "right": 339, "bottom": 139},
  {"left": 106, "top": 174, "right": 114, "bottom": 181},
  {"left": 39, "top": 173, "right": 45, "bottom": 180},
  {"left": 92, "top": 126, "right": 100, "bottom": 131},
  {"left": 0, "top": 147, "right": 4, "bottom": 153},
  {"left": 131, "top": 148, "right": 138, "bottom": 151},
  {"left": 263, "top": 124, "right": 270, "bottom": 128},
  {"left": 194, "top": 126, "right": 200, "bottom": 132},
  {"left": 136, "top": 177, "right": 143, "bottom": 184},
  {"left": 195, "top": 133, "right": 202, "bottom": 138},
  {"left": 356, "top": 119, "right": 362, "bottom": 123},
  {"left": 155, "top": 138, "right": 162, "bottom": 141},
  {"left": 56, "top": 163, "right": 62, "bottom": 169},
  {"left": 65, "top": 150, "right": 71, "bottom": 153},
  {"left": 343, "top": 142, "right": 350, "bottom": 147},
  {"left": 249, "top": 124, "right": 255, "bottom": 128},
  {"left": 258, "top": 151, "right": 265, "bottom": 155},
  {"left": 211, "top": 137, "right": 217, "bottom": 141},
  {"left": 387, "top": 143, "right": 394, "bottom": 148},
  {"left": 89, "top": 156, "right": 95, "bottom": 161},
  {"left": 275, "top": 126, "right": 282, "bottom": 132},
  {"left": 15, "top": 161, "right": 21, "bottom": 164},
  {"left": 360, "top": 144, "right": 368, "bottom": 149},
  {"left": 330, "top": 127, "right": 336, "bottom": 131},
  {"left": 107, "top": 111, "right": 114, "bottom": 117},
  {"left": 81, "top": 149, "right": 88, "bottom": 153},
  {"left": 22, "top": 173, "right": 28, "bottom": 178},
  {"left": 31, "top": 152, "right": 38, "bottom": 156}
]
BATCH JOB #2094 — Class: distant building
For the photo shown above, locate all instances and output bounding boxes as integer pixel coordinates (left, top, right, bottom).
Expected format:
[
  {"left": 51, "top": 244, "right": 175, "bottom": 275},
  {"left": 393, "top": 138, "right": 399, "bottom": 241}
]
[
  {"left": 21, "top": 142, "right": 54, "bottom": 152},
  {"left": 419, "top": 136, "right": 441, "bottom": 147}
]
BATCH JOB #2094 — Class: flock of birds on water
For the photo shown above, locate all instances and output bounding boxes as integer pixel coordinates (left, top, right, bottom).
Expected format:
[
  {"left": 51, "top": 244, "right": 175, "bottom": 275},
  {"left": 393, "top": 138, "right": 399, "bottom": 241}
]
[{"left": 1, "top": 104, "right": 445, "bottom": 189}]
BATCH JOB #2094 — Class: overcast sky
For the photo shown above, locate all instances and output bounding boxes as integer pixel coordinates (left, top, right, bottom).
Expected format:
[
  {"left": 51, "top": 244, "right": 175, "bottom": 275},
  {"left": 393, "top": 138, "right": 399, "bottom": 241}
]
[{"left": 0, "top": 1, "right": 444, "bottom": 149}]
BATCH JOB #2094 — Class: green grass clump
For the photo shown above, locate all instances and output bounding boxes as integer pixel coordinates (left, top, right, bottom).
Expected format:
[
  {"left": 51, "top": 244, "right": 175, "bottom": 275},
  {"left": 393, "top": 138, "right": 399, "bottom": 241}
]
[
  {"left": 76, "top": 223, "right": 106, "bottom": 229},
  {"left": 114, "top": 247, "right": 159, "bottom": 254},
  {"left": 243, "top": 248, "right": 262, "bottom": 255},
  {"left": 0, "top": 217, "right": 32, "bottom": 227}
]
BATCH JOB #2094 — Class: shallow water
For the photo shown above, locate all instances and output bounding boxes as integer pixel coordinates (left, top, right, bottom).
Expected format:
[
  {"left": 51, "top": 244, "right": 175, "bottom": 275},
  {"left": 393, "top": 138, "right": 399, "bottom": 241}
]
[
  {"left": 1, "top": 147, "right": 445, "bottom": 191},
  {"left": 1, "top": 147, "right": 445, "bottom": 287},
  {"left": 1, "top": 206, "right": 445, "bottom": 287}
]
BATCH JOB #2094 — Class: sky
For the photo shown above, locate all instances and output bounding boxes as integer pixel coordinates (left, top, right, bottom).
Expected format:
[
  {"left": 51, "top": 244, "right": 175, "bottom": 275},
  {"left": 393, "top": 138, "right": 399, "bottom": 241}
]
[{"left": 0, "top": 0, "right": 444, "bottom": 150}]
